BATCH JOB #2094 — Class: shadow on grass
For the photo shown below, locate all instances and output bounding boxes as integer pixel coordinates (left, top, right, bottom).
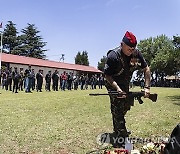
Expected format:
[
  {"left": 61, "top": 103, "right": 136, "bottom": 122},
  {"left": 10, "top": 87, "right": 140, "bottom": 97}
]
[{"left": 167, "top": 95, "right": 180, "bottom": 106}]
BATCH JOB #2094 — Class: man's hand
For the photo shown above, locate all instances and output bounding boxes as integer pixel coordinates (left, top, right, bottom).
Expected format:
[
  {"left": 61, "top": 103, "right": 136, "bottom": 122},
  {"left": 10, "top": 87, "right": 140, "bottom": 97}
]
[
  {"left": 117, "top": 88, "right": 126, "bottom": 98},
  {"left": 105, "top": 74, "right": 126, "bottom": 98},
  {"left": 144, "top": 87, "right": 150, "bottom": 98}
]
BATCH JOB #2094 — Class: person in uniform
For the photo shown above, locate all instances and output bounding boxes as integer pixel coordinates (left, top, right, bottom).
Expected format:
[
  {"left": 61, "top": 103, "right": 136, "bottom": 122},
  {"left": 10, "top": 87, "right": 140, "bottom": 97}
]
[
  {"left": 52, "top": 70, "right": 59, "bottom": 91},
  {"left": 19, "top": 68, "right": 24, "bottom": 91},
  {"left": 104, "top": 31, "right": 151, "bottom": 147},
  {"left": 45, "top": 71, "right": 51, "bottom": 91},
  {"left": 12, "top": 67, "right": 20, "bottom": 93},
  {"left": 67, "top": 72, "right": 73, "bottom": 90},
  {"left": 36, "top": 69, "right": 43, "bottom": 92},
  {"left": 7, "top": 67, "right": 13, "bottom": 91}
]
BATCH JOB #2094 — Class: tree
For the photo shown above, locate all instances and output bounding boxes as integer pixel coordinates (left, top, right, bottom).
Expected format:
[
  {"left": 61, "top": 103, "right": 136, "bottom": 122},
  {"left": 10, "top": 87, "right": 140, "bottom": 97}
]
[
  {"left": 151, "top": 35, "right": 174, "bottom": 77},
  {"left": 17, "top": 23, "right": 47, "bottom": 59},
  {"left": 97, "top": 56, "right": 106, "bottom": 72},
  {"left": 75, "top": 51, "right": 89, "bottom": 66},
  {"left": 2, "top": 21, "right": 19, "bottom": 54},
  {"left": 138, "top": 35, "right": 175, "bottom": 82},
  {"left": 172, "top": 35, "right": 180, "bottom": 74}
]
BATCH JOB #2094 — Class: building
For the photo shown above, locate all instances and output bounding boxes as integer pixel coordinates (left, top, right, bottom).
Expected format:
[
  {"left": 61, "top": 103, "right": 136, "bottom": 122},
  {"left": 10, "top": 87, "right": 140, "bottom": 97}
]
[{"left": 1, "top": 53, "right": 102, "bottom": 76}]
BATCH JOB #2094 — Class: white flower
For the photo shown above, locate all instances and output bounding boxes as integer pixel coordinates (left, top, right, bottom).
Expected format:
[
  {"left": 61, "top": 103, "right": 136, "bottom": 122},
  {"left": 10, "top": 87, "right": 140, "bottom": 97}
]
[
  {"left": 147, "top": 142, "right": 155, "bottom": 151},
  {"left": 143, "top": 145, "right": 147, "bottom": 150}
]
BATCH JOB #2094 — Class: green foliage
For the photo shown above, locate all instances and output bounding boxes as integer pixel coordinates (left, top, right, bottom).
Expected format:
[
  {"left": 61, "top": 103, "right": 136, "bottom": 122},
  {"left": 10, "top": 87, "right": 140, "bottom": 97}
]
[
  {"left": 172, "top": 35, "right": 180, "bottom": 73},
  {"left": 97, "top": 56, "right": 106, "bottom": 72},
  {"left": 138, "top": 35, "right": 176, "bottom": 79},
  {"left": 138, "top": 37, "right": 155, "bottom": 66},
  {"left": 2, "top": 22, "right": 47, "bottom": 59},
  {"left": 17, "top": 23, "right": 47, "bottom": 59},
  {"left": 75, "top": 50, "right": 89, "bottom": 66},
  {"left": 0, "top": 87, "right": 179, "bottom": 153},
  {"left": 173, "top": 35, "right": 180, "bottom": 48},
  {"left": 2, "top": 21, "right": 19, "bottom": 53}
]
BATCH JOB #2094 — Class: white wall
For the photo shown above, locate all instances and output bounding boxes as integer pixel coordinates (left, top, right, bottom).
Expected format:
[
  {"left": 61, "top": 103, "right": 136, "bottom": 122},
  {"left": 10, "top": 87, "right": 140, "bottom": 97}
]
[{"left": 9, "top": 63, "right": 78, "bottom": 77}]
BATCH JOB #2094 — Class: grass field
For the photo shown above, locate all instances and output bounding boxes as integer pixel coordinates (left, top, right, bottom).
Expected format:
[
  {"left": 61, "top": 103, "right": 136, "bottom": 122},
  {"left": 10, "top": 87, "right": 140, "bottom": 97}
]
[{"left": 0, "top": 87, "right": 179, "bottom": 154}]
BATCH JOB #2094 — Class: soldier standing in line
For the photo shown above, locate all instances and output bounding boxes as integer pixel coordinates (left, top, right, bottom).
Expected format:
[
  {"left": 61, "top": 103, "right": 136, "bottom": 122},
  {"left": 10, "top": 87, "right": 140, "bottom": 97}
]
[
  {"left": 98, "top": 74, "right": 104, "bottom": 89},
  {"left": 7, "top": 67, "right": 13, "bottom": 91},
  {"left": 12, "top": 67, "right": 20, "bottom": 93},
  {"left": 84, "top": 74, "right": 89, "bottom": 90},
  {"left": 94, "top": 74, "right": 98, "bottom": 89},
  {"left": 80, "top": 74, "right": 85, "bottom": 90},
  {"left": 19, "top": 68, "right": 24, "bottom": 91},
  {"left": 36, "top": 69, "right": 43, "bottom": 92},
  {"left": 45, "top": 71, "right": 51, "bottom": 91},
  {"left": 90, "top": 75, "right": 95, "bottom": 90},
  {"left": 52, "top": 70, "right": 59, "bottom": 91},
  {"left": 67, "top": 72, "right": 73, "bottom": 90}
]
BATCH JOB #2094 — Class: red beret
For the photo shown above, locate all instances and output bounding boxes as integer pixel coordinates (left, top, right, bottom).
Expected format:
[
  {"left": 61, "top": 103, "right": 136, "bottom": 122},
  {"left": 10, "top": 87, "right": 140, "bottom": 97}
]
[{"left": 122, "top": 31, "right": 137, "bottom": 47}]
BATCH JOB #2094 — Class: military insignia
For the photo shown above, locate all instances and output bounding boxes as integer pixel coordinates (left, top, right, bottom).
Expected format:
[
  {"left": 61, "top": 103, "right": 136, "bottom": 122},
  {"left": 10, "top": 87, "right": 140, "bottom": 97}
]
[
  {"left": 130, "top": 58, "right": 141, "bottom": 67},
  {"left": 104, "top": 64, "right": 109, "bottom": 70}
]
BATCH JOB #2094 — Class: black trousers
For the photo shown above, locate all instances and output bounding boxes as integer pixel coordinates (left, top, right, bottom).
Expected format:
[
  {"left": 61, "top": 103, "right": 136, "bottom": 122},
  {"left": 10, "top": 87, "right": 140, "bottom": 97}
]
[
  {"left": 37, "top": 81, "right": 43, "bottom": 91},
  {"left": 52, "top": 81, "right": 58, "bottom": 91},
  {"left": 13, "top": 79, "right": 19, "bottom": 93},
  {"left": 46, "top": 82, "right": 51, "bottom": 91}
]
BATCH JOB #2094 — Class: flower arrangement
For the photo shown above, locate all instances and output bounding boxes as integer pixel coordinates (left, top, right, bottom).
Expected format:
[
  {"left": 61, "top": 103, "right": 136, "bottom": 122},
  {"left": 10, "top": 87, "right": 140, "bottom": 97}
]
[{"left": 140, "top": 142, "right": 165, "bottom": 154}]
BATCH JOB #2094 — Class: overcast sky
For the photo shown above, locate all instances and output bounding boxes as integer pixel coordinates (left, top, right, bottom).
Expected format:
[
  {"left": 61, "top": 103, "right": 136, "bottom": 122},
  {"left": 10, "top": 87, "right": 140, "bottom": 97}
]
[{"left": 1, "top": 0, "right": 180, "bottom": 67}]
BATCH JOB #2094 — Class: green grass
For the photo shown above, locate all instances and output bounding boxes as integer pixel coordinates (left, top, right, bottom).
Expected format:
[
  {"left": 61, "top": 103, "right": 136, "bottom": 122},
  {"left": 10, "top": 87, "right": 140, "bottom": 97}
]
[{"left": 0, "top": 87, "right": 179, "bottom": 153}]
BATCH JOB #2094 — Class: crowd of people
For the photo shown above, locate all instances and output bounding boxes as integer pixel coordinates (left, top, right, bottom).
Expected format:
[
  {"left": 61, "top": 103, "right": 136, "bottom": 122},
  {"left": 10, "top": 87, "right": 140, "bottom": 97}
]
[
  {"left": 0, "top": 65, "right": 105, "bottom": 93},
  {"left": 132, "top": 78, "right": 180, "bottom": 88},
  {"left": 151, "top": 78, "right": 180, "bottom": 88},
  {"left": 0, "top": 66, "right": 179, "bottom": 94}
]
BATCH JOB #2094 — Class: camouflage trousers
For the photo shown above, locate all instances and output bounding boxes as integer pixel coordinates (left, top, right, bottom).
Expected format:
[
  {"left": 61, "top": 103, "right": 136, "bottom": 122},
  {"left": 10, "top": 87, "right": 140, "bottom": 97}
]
[
  {"left": 105, "top": 82, "right": 133, "bottom": 138},
  {"left": 110, "top": 95, "right": 131, "bottom": 137}
]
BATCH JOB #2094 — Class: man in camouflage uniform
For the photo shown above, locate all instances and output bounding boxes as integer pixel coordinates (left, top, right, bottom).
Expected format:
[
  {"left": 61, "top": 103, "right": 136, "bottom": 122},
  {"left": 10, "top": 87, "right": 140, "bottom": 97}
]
[{"left": 104, "top": 31, "right": 151, "bottom": 147}]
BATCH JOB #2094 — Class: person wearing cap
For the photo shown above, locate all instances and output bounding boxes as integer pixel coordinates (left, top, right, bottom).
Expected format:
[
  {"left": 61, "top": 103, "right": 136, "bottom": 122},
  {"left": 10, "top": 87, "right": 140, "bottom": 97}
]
[{"left": 104, "top": 31, "right": 151, "bottom": 147}]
